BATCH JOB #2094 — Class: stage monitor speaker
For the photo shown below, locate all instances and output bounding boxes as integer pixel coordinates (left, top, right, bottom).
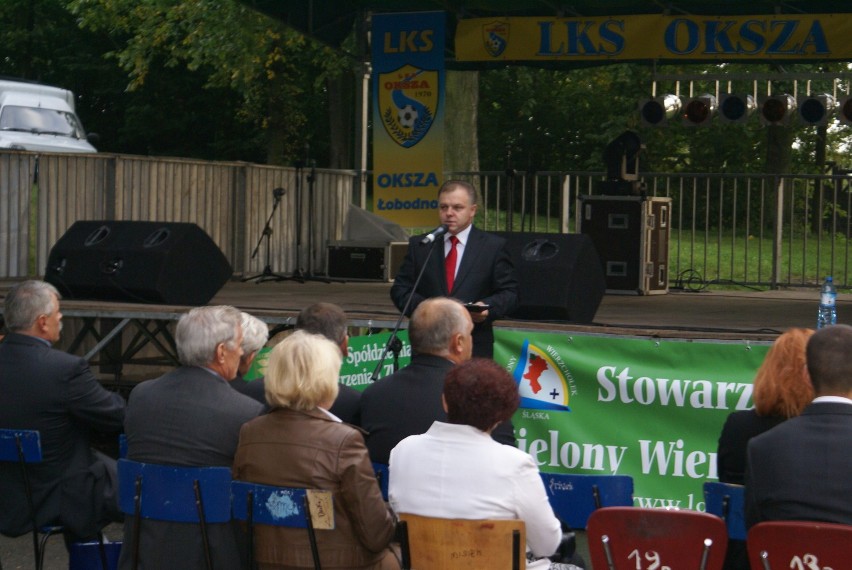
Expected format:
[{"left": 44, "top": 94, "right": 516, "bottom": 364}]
[
  {"left": 492, "top": 232, "right": 606, "bottom": 323},
  {"left": 46, "top": 221, "right": 232, "bottom": 306}
]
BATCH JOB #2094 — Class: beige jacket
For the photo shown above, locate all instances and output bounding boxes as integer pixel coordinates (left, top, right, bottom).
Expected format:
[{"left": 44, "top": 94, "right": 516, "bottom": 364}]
[{"left": 233, "top": 407, "right": 396, "bottom": 569}]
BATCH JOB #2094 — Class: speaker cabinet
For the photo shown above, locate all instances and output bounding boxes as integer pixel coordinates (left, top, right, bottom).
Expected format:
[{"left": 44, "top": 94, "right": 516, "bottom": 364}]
[
  {"left": 579, "top": 196, "right": 671, "bottom": 295},
  {"left": 46, "top": 221, "right": 232, "bottom": 306},
  {"left": 327, "top": 241, "right": 408, "bottom": 282},
  {"left": 492, "top": 232, "right": 606, "bottom": 323}
]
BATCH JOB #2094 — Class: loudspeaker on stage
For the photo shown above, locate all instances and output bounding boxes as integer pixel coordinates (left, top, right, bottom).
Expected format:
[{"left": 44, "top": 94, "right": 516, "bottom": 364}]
[{"left": 46, "top": 221, "right": 232, "bottom": 306}]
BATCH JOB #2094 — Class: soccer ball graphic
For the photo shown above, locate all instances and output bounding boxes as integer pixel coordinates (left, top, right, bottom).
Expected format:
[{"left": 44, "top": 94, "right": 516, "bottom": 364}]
[{"left": 398, "top": 105, "right": 419, "bottom": 128}]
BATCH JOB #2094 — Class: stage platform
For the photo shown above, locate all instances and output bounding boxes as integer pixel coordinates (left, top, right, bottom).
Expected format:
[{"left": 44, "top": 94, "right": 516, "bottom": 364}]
[{"left": 4, "top": 278, "right": 839, "bottom": 345}]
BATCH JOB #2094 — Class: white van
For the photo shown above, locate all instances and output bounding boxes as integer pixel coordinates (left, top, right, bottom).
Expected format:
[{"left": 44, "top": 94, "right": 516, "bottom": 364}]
[{"left": 0, "top": 79, "right": 98, "bottom": 153}]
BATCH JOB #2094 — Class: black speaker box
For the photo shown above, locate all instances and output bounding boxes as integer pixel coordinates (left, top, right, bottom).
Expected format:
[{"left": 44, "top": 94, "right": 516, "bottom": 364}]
[
  {"left": 492, "top": 232, "right": 606, "bottom": 323},
  {"left": 46, "top": 221, "right": 232, "bottom": 306}
]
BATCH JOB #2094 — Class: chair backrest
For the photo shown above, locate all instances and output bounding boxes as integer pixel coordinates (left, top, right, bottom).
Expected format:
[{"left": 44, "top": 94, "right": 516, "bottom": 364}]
[
  {"left": 231, "top": 480, "right": 332, "bottom": 570},
  {"left": 116, "top": 458, "right": 232, "bottom": 523},
  {"left": 587, "top": 507, "right": 728, "bottom": 570},
  {"left": 747, "top": 521, "right": 852, "bottom": 570},
  {"left": 540, "top": 472, "right": 634, "bottom": 529},
  {"left": 372, "top": 462, "right": 389, "bottom": 501},
  {"left": 703, "top": 481, "right": 746, "bottom": 540},
  {"left": 398, "top": 513, "right": 525, "bottom": 570},
  {"left": 0, "top": 429, "right": 43, "bottom": 463}
]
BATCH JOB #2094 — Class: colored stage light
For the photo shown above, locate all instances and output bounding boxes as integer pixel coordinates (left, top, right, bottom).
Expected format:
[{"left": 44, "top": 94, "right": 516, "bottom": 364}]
[
  {"left": 639, "top": 94, "right": 681, "bottom": 126},
  {"left": 759, "top": 94, "right": 797, "bottom": 126},
  {"left": 718, "top": 94, "right": 756, "bottom": 123},
  {"left": 798, "top": 94, "right": 837, "bottom": 126},
  {"left": 682, "top": 94, "right": 717, "bottom": 126}
]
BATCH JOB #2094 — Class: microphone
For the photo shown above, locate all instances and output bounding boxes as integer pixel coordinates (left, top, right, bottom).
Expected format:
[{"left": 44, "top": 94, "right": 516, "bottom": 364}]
[
  {"left": 420, "top": 224, "right": 449, "bottom": 245},
  {"left": 272, "top": 187, "right": 285, "bottom": 199}
]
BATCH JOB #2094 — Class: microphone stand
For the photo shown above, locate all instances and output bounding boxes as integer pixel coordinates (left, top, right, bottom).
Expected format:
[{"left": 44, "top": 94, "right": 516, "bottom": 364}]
[
  {"left": 370, "top": 238, "right": 442, "bottom": 381},
  {"left": 242, "top": 187, "right": 290, "bottom": 284},
  {"left": 301, "top": 156, "right": 345, "bottom": 283}
]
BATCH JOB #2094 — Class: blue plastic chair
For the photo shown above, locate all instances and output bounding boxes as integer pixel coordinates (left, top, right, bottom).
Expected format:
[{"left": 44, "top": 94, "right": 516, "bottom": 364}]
[
  {"left": 0, "top": 429, "right": 92, "bottom": 570},
  {"left": 117, "top": 458, "right": 232, "bottom": 570},
  {"left": 231, "top": 480, "right": 325, "bottom": 570},
  {"left": 540, "top": 472, "right": 634, "bottom": 529},
  {"left": 372, "top": 462, "right": 389, "bottom": 501},
  {"left": 703, "top": 481, "right": 746, "bottom": 540}
]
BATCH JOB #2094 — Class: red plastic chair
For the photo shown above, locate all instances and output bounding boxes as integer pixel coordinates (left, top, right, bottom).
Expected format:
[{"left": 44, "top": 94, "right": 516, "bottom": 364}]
[
  {"left": 747, "top": 520, "right": 852, "bottom": 570},
  {"left": 587, "top": 507, "right": 727, "bottom": 570}
]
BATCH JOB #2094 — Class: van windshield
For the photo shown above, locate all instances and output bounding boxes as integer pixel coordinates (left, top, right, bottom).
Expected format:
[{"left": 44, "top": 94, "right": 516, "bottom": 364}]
[{"left": 0, "top": 105, "right": 87, "bottom": 139}]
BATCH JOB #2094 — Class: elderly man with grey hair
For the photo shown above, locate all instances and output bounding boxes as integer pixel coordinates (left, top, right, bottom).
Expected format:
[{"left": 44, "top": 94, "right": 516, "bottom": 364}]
[
  {"left": 356, "top": 297, "right": 515, "bottom": 464},
  {"left": 0, "top": 280, "right": 125, "bottom": 545},
  {"left": 119, "top": 305, "right": 263, "bottom": 570},
  {"left": 229, "top": 311, "right": 271, "bottom": 403}
]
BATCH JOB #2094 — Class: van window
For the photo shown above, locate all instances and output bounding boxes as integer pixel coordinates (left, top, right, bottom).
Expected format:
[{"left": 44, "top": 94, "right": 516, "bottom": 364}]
[{"left": 0, "top": 105, "right": 87, "bottom": 139}]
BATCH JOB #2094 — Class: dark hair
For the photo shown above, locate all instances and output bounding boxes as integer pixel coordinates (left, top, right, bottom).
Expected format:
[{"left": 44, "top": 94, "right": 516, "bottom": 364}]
[
  {"left": 444, "top": 359, "right": 519, "bottom": 431},
  {"left": 437, "top": 179, "right": 478, "bottom": 205},
  {"left": 806, "top": 324, "right": 852, "bottom": 394},
  {"left": 295, "top": 302, "right": 347, "bottom": 346}
]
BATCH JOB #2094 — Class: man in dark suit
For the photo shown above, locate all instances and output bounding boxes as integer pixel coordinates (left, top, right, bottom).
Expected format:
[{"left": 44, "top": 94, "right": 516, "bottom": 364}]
[
  {"left": 357, "top": 297, "right": 515, "bottom": 464},
  {"left": 745, "top": 324, "right": 852, "bottom": 528},
  {"left": 295, "top": 302, "right": 362, "bottom": 423},
  {"left": 390, "top": 180, "right": 518, "bottom": 358},
  {"left": 0, "top": 280, "right": 125, "bottom": 544},
  {"left": 119, "top": 305, "right": 263, "bottom": 569}
]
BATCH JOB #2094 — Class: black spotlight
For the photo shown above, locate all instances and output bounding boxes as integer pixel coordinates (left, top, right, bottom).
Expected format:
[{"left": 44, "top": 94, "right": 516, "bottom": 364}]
[{"left": 718, "top": 94, "right": 756, "bottom": 123}]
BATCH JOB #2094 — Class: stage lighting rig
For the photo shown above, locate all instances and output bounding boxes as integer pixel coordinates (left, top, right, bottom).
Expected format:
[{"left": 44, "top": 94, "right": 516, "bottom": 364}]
[
  {"left": 798, "top": 93, "right": 837, "bottom": 126},
  {"left": 718, "top": 94, "right": 756, "bottom": 123},
  {"left": 759, "top": 94, "right": 797, "bottom": 126},
  {"left": 639, "top": 94, "right": 681, "bottom": 127}
]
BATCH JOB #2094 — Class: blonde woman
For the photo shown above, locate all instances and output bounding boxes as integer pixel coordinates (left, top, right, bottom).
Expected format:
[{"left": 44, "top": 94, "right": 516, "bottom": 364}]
[{"left": 233, "top": 330, "right": 398, "bottom": 570}]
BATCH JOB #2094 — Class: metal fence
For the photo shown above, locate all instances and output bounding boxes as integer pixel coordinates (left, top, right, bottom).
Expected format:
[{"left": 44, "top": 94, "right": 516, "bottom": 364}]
[
  {"left": 448, "top": 170, "right": 852, "bottom": 289},
  {"left": 0, "top": 151, "right": 354, "bottom": 280},
  {"left": 3, "top": 149, "right": 851, "bottom": 289}
]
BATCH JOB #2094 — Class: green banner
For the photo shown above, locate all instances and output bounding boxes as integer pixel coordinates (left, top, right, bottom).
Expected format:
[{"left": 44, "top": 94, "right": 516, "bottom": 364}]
[
  {"left": 245, "top": 331, "right": 411, "bottom": 388},
  {"left": 248, "top": 327, "right": 769, "bottom": 511},
  {"left": 495, "top": 330, "right": 769, "bottom": 510}
]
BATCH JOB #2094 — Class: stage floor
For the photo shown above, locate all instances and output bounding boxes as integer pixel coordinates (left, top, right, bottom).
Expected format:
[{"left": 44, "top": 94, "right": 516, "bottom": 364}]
[
  {"left": 2, "top": 279, "right": 843, "bottom": 343},
  {"left": 208, "top": 280, "right": 835, "bottom": 342}
]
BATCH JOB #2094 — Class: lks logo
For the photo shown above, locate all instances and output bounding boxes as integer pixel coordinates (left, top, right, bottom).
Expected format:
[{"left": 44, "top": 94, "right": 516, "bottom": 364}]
[{"left": 378, "top": 64, "right": 438, "bottom": 148}]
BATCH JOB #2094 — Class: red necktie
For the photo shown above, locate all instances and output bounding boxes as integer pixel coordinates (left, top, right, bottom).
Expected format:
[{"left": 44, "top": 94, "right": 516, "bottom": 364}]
[{"left": 445, "top": 235, "right": 459, "bottom": 293}]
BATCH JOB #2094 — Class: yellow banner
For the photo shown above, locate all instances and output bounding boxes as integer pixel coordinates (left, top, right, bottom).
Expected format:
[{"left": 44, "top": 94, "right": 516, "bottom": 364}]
[{"left": 456, "top": 14, "right": 852, "bottom": 62}]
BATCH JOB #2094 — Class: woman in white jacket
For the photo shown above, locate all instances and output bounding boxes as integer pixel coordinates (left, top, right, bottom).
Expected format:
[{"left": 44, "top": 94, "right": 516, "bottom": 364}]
[{"left": 389, "top": 358, "right": 578, "bottom": 569}]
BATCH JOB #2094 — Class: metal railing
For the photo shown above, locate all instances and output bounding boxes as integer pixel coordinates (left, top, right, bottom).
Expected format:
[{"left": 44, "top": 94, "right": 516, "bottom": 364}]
[
  {"left": 448, "top": 170, "right": 852, "bottom": 289},
  {"left": 3, "top": 149, "right": 850, "bottom": 289}
]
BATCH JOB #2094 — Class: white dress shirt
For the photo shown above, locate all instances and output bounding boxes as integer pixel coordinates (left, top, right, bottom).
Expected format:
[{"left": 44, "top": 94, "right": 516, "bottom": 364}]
[{"left": 389, "top": 421, "right": 562, "bottom": 568}]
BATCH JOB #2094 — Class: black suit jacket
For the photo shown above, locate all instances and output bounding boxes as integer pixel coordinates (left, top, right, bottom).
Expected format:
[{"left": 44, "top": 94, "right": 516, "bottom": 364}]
[
  {"left": 355, "top": 354, "right": 515, "bottom": 464},
  {"left": 0, "top": 332, "right": 125, "bottom": 539},
  {"left": 717, "top": 409, "right": 785, "bottom": 485},
  {"left": 745, "top": 401, "right": 852, "bottom": 528},
  {"left": 390, "top": 227, "right": 518, "bottom": 358},
  {"left": 119, "top": 366, "right": 263, "bottom": 569},
  {"left": 230, "top": 374, "right": 361, "bottom": 424}
]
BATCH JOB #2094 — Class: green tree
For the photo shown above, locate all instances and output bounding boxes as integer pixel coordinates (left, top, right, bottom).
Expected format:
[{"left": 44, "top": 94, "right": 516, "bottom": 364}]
[{"left": 69, "top": 0, "right": 352, "bottom": 165}]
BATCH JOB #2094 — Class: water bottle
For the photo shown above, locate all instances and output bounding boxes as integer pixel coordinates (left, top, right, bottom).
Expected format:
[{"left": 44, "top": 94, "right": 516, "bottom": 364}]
[{"left": 817, "top": 276, "right": 837, "bottom": 329}]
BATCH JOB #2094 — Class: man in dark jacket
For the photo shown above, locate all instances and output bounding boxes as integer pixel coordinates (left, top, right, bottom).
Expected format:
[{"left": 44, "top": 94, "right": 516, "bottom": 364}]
[
  {"left": 357, "top": 297, "right": 515, "bottom": 464},
  {"left": 0, "top": 280, "right": 125, "bottom": 544}
]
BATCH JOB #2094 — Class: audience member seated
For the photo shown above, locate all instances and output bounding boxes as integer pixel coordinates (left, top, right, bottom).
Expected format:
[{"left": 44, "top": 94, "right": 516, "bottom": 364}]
[
  {"left": 745, "top": 324, "right": 852, "bottom": 528},
  {"left": 389, "top": 358, "right": 576, "bottom": 570},
  {"left": 0, "top": 280, "right": 125, "bottom": 545},
  {"left": 119, "top": 305, "right": 264, "bottom": 569},
  {"left": 233, "top": 330, "right": 399, "bottom": 569},
  {"left": 230, "top": 311, "right": 271, "bottom": 404},
  {"left": 716, "top": 327, "right": 814, "bottom": 570},
  {"left": 356, "top": 297, "right": 514, "bottom": 464},
  {"left": 295, "top": 302, "right": 361, "bottom": 423}
]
